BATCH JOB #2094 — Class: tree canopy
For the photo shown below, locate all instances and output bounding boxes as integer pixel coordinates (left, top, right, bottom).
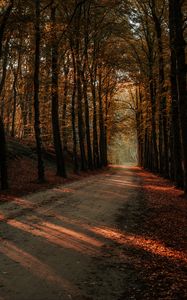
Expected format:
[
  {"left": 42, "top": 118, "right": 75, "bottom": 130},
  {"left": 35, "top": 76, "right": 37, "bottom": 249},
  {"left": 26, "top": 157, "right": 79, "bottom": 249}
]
[{"left": 0, "top": 0, "right": 186, "bottom": 193}]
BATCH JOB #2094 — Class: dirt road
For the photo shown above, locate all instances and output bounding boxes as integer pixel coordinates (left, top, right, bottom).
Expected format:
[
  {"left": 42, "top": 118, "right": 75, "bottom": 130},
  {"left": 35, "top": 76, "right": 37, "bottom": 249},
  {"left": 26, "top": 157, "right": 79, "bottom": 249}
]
[{"left": 0, "top": 166, "right": 186, "bottom": 300}]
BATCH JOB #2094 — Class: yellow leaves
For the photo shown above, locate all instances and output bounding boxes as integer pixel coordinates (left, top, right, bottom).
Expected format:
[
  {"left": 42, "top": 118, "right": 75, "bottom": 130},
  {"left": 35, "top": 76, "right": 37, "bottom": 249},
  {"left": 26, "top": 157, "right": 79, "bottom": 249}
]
[
  {"left": 44, "top": 22, "right": 52, "bottom": 34},
  {"left": 0, "top": 0, "right": 9, "bottom": 10}
]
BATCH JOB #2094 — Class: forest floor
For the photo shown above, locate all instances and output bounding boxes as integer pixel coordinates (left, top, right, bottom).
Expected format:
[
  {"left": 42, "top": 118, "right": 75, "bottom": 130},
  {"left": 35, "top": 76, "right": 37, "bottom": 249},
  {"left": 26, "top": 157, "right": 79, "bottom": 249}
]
[
  {"left": 6, "top": 137, "right": 104, "bottom": 196},
  {"left": 0, "top": 165, "right": 187, "bottom": 300}
]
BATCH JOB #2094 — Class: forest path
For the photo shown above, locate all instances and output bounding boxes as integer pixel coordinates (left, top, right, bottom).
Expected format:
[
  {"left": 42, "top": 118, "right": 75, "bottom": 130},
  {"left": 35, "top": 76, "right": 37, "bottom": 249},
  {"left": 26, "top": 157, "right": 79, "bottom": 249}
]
[{"left": 0, "top": 166, "right": 187, "bottom": 299}]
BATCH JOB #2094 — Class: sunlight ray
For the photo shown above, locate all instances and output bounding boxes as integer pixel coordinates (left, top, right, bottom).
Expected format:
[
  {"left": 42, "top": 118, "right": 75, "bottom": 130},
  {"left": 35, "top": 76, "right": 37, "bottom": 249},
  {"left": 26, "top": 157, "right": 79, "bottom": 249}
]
[
  {"left": 7, "top": 219, "right": 100, "bottom": 255},
  {"left": 91, "top": 226, "right": 187, "bottom": 264},
  {"left": 0, "top": 238, "right": 79, "bottom": 294},
  {"left": 41, "top": 221, "right": 103, "bottom": 247}
]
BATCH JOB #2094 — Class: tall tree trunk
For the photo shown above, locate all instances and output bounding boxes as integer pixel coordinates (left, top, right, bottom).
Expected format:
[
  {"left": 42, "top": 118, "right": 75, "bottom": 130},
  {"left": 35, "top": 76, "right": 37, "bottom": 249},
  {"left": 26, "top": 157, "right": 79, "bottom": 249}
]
[
  {"left": 76, "top": 60, "right": 87, "bottom": 171},
  {"left": 104, "top": 80, "right": 111, "bottom": 167},
  {"left": 169, "top": 1, "right": 183, "bottom": 187},
  {"left": 82, "top": 70, "right": 93, "bottom": 170},
  {"left": 0, "top": 1, "right": 14, "bottom": 189},
  {"left": 91, "top": 63, "right": 100, "bottom": 168},
  {"left": 62, "top": 57, "right": 69, "bottom": 151},
  {"left": 0, "top": 40, "right": 9, "bottom": 96},
  {"left": 169, "top": 0, "right": 187, "bottom": 192},
  {"left": 151, "top": 0, "right": 169, "bottom": 177},
  {"left": 34, "top": 0, "right": 45, "bottom": 182},
  {"left": 74, "top": 7, "right": 87, "bottom": 171},
  {"left": 136, "top": 86, "right": 143, "bottom": 166},
  {"left": 98, "top": 69, "right": 105, "bottom": 167},
  {"left": 82, "top": 1, "right": 93, "bottom": 170},
  {"left": 11, "top": 49, "right": 21, "bottom": 137},
  {"left": 91, "top": 76, "right": 100, "bottom": 168},
  {"left": 0, "top": 117, "right": 8, "bottom": 189},
  {"left": 143, "top": 94, "right": 150, "bottom": 170},
  {"left": 70, "top": 45, "right": 79, "bottom": 172},
  {"left": 51, "top": 5, "right": 66, "bottom": 177},
  {"left": 149, "top": 64, "right": 159, "bottom": 172},
  {"left": 11, "top": 76, "right": 17, "bottom": 137}
]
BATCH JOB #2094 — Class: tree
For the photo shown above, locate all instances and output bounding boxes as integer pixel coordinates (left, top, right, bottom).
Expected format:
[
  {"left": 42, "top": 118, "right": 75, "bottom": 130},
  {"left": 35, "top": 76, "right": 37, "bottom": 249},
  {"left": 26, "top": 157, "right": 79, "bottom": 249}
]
[
  {"left": 33, "top": 0, "right": 45, "bottom": 182},
  {"left": 51, "top": 3, "right": 66, "bottom": 177},
  {"left": 169, "top": 0, "right": 187, "bottom": 192},
  {"left": 0, "top": 0, "right": 14, "bottom": 189}
]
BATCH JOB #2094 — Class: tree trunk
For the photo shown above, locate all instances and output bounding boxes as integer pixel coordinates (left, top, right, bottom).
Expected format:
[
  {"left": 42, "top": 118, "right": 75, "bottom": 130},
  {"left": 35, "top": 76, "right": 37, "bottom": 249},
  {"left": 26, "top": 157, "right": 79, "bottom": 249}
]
[
  {"left": 169, "top": 0, "right": 187, "bottom": 192},
  {"left": 11, "top": 77, "right": 17, "bottom": 137},
  {"left": 0, "top": 1, "right": 13, "bottom": 189},
  {"left": 104, "top": 82, "right": 111, "bottom": 167},
  {"left": 33, "top": 0, "right": 45, "bottom": 182},
  {"left": 98, "top": 69, "right": 105, "bottom": 167},
  {"left": 76, "top": 60, "right": 87, "bottom": 171},
  {"left": 149, "top": 65, "right": 159, "bottom": 172},
  {"left": 169, "top": 5, "right": 183, "bottom": 187},
  {"left": 51, "top": 5, "right": 66, "bottom": 177},
  {"left": 82, "top": 70, "right": 93, "bottom": 170},
  {"left": 136, "top": 86, "right": 143, "bottom": 166},
  {"left": 70, "top": 45, "right": 79, "bottom": 173},
  {"left": 151, "top": 1, "right": 169, "bottom": 177},
  {"left": 74, "top": 7, "right": 87, "bottom": 171},
  {"left": 11, "top": 50, "right": 21, "bottom": 137},
  {"left": 91, "top": 64, "right": 100, "bottom": 169},
  {"left": 62, "top": 57, "right": 69, "bottom": 151},
  {"left": 81, "top": 1, "right": 93, "bottom": 170},
  {"left": 0, "top": 117, "right": 8, "bottom": 189},
  {"left": 0, "top": 41, "right": 9, "bottom": 96}
]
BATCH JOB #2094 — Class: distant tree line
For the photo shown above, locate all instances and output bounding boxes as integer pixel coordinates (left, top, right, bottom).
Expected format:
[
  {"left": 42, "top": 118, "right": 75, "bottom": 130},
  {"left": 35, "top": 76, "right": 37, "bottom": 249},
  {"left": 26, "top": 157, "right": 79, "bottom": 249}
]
[{"left": 123, "top": 0, "right": 187, "bottom": 193}]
